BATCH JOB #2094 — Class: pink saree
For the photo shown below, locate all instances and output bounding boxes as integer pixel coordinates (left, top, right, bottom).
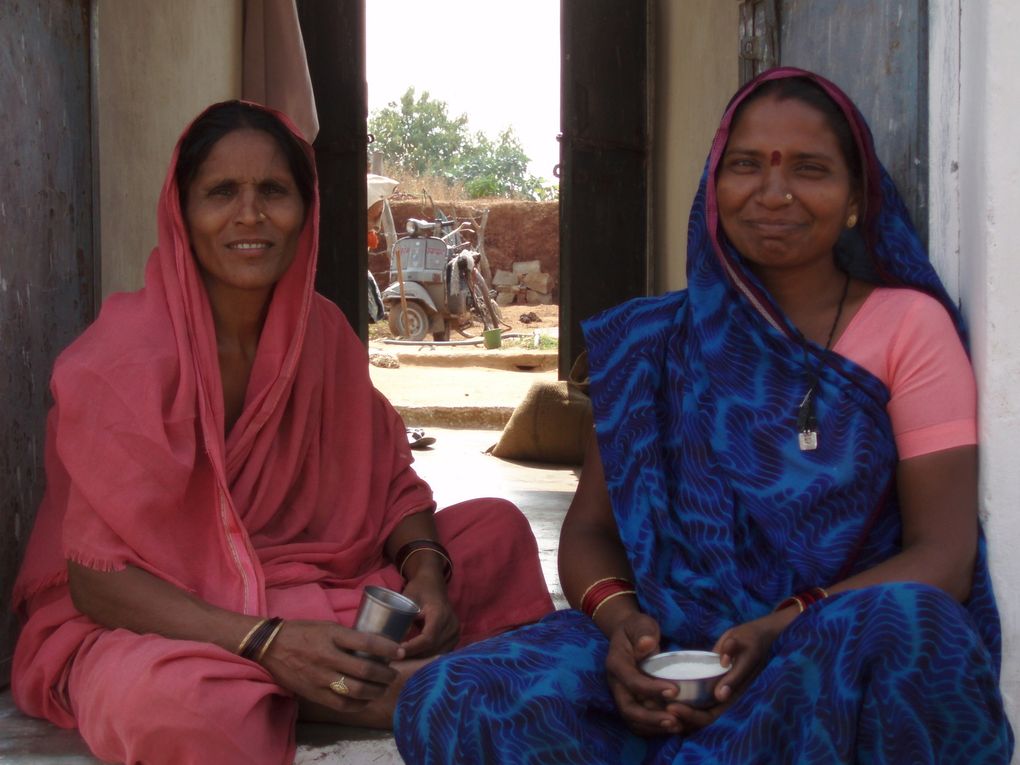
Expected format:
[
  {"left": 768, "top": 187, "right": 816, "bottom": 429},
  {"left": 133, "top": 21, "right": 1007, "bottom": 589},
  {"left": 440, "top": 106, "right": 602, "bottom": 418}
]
[{"left": 11, "top": 103, "right": 553, "bottom": 764}]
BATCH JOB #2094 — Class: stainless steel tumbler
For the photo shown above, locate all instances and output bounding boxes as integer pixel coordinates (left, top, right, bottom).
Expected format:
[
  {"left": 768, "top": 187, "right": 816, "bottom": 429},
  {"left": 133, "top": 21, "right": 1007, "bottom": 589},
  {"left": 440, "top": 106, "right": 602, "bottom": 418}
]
[{"left": 353, "top": 586, "right": 420, "bottom": 658}]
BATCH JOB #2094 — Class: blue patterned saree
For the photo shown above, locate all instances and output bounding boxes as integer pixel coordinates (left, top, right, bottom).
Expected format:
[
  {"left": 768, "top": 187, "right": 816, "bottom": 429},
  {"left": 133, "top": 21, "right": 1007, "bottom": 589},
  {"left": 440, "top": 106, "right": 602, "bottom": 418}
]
[{"left": 395, "top": 69, "right": 1013, "bottom": 764}]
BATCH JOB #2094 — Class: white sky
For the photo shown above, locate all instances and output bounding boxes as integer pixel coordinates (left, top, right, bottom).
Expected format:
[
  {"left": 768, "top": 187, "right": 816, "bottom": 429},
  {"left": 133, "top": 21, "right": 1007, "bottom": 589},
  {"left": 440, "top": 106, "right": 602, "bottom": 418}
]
[{"left": 365, "top": 0, "right": 561, "bottom": 182}]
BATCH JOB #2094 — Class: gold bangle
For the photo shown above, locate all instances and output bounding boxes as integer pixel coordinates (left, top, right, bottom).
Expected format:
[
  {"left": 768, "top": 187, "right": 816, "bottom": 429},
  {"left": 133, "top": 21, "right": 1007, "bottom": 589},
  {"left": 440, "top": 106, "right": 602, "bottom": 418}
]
[
  {"left": 580, "top": 577, "right": 623, "bottom": 607},
  {"left": 237, "top": 618, "right": 268, "bottom": 656},
  {"left": 398, "top": 546, "right": 453, "bottom": 579},
  {"left": 256, "top": 619, "right": 286, "bottom": 663},
  {"left": 590, "top": 589, "right": 637, "bottom": 620},
  {"left": 775, "top": 594, "right": 812, "bottom": 614}
]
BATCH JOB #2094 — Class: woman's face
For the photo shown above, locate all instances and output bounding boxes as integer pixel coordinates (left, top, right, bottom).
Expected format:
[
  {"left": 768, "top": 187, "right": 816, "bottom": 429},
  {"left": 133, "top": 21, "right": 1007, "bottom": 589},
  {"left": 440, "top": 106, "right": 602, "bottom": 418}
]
[
  {"left": 716, "top": 94, "right": 859, "bottom": 277},
  {"left": 185, "top": 128, "right": 305, "bottom": 299}
]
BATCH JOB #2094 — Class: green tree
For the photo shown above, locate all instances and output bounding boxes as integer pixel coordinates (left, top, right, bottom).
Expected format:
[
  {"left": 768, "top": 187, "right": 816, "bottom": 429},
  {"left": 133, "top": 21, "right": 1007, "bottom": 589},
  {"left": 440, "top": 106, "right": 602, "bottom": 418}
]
[
  {"left": 369, "top": 87, "right": 469, "bottom": 177},
  {"left": 459, "top": 129, "right": 544, "bottom": 199},
  {"left": 369, "top": 87, "right": 548, "bottom": 200}
]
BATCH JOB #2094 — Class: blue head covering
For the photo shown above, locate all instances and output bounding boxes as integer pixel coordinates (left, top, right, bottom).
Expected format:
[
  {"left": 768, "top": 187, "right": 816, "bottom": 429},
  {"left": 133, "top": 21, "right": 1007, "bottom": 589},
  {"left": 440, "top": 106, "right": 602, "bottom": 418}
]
[{"left": 582, "top": 68, "right": 1001, "bottom": 670}]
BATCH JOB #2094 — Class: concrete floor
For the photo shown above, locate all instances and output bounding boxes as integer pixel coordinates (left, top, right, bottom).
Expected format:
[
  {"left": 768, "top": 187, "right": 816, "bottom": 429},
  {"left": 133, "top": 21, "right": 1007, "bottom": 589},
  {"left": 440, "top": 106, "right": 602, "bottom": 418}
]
[
  {"left": 369, "top": 345, "right": 558, "bottom": 429},
  {"left": 0, "top": 426, "right": 577, "bottom": 764},
  {"left": 411, "top": 427, "right": 576, "bottom": 611}
]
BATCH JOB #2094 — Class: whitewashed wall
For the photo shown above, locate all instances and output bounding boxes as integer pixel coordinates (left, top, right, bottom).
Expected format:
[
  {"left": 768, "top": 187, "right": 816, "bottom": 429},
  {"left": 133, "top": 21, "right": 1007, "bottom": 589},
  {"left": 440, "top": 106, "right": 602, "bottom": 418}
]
[
  {"left": 956, "top": 0, "right": 1020, "bottom": 743},
  {"left": 95, "top": 0, "right": 243, "bottom": 298},
  {"left": 652, "top": 0, "right": 737, "bottom": 293}
]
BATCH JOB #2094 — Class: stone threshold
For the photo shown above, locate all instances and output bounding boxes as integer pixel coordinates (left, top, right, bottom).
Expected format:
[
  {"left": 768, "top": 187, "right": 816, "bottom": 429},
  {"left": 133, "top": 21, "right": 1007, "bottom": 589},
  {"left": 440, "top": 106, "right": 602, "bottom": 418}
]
[{"left": 0, "top": 691, "right": 404, "bottom": 764}]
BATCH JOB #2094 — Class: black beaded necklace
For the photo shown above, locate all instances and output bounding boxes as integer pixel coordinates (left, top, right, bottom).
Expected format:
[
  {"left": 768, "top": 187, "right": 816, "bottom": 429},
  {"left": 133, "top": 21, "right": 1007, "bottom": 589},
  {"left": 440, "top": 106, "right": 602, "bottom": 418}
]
[{"left": 796, "top": 271, "right": 850, "bottom": 451}]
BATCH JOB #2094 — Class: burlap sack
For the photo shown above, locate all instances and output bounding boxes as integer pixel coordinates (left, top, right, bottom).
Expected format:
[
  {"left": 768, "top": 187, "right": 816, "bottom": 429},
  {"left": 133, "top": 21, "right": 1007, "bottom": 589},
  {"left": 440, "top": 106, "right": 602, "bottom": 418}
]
[{"left": 488, "top": 353, "right": 591, "bottom": 465}]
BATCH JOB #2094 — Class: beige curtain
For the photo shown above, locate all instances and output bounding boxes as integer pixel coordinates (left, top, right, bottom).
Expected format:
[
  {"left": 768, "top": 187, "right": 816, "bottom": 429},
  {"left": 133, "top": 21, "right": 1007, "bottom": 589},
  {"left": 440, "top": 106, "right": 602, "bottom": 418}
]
[{"left": 242, "top": 0, "right": 319, "bottom": 142}]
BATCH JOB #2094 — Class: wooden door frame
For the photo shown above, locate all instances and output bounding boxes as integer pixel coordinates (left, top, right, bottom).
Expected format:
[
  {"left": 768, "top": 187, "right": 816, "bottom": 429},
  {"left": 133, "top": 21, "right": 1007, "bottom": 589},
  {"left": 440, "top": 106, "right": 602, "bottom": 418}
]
[
  {"left": 559, "top": 0, "right": 653, "bottom": 378},
  {"left": 297, "top": 0, "right": 369, "bottom": 340},
  {"left": 298, "top": 0, "right": 654, "bottom": 364}
]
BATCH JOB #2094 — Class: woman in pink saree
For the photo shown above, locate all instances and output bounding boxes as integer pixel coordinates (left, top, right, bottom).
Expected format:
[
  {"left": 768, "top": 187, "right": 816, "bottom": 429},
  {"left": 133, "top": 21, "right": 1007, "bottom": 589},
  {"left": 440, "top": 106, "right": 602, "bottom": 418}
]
[{"left": 11, "top": 101, "right": 553, "bottom": 764}]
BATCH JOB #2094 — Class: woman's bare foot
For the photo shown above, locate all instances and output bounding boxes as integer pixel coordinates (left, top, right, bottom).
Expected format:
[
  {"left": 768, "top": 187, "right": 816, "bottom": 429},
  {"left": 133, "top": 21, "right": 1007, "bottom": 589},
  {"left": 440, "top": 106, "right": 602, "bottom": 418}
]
[{"left": 297, "top": 657, "right": 436, "bottom": 729}]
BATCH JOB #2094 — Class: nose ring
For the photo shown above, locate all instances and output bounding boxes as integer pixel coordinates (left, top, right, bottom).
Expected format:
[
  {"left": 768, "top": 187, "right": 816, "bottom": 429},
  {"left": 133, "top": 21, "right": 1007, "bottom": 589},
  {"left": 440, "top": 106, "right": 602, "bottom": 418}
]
[
  {"left": 784, "top": 193, "right": 794, "bottom": 202},
  {"left": 257, "top": 211, "right": 267, "bottom": 221}
]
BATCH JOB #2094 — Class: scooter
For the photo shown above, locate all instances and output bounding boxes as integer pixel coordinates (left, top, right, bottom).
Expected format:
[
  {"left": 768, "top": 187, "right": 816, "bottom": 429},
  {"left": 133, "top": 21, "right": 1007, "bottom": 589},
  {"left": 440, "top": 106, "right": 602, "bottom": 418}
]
[{"left": 382, "top": 216, "right": 500, "bottom": 341}]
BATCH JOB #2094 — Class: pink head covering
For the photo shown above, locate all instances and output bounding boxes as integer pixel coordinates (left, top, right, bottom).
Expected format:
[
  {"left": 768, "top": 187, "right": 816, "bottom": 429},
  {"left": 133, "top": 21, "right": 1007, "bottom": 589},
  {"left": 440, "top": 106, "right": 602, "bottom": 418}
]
[{"left": 14, "top": 102, "right": 432, "bottom": 621}]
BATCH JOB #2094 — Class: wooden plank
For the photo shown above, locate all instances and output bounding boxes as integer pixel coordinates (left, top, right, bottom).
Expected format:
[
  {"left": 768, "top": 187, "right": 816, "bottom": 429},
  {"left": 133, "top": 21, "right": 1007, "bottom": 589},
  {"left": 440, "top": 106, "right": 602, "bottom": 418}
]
[
  {"left": 560, "top": 0, "right": 651, "bottom": 378},
  {"left": 780, "top": 0, "right": 929, "bottom": 241},
  {"left": 0, "top": 0, "right": 95, "bottom": 686},
  {"left": 297, "top": 0, "right": 369, "bottom": 340}
]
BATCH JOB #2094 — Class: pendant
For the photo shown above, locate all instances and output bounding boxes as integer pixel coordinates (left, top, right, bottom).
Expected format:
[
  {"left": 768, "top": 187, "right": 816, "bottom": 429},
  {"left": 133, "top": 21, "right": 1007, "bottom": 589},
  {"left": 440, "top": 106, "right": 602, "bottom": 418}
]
[
  {"left": 796, "top": 387, "right": 819, "bottom": 451},
  {"left": 798, "top": 429, "right": 818, "bottom": 451}
]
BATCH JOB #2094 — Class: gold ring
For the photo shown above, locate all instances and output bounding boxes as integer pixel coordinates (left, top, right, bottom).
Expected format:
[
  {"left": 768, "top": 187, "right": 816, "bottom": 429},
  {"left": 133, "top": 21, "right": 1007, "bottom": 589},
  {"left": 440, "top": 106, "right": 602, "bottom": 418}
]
[{"left": 329, "top": 675, "right": 350, "bottom": 696}]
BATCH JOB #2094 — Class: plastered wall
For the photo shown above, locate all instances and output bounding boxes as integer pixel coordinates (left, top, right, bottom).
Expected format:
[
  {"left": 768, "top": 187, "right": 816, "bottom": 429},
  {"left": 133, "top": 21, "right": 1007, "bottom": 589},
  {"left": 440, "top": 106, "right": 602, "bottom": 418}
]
[
  {"left": 652, "top": 0, "right": 738, "bottom": 293},
  {"left": 96, "top": 0, "right": 243, "bottom": 297},
  {"left": 959, "top": 0, "right": 1020, "bottom": 741}
]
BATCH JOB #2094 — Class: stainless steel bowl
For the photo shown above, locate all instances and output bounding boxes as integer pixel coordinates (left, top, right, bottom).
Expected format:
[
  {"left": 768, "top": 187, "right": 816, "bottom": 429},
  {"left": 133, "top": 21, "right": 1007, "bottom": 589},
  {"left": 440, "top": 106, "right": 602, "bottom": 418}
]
[{"left": 639, "top": 650, "right": 727, "bottom": 709}]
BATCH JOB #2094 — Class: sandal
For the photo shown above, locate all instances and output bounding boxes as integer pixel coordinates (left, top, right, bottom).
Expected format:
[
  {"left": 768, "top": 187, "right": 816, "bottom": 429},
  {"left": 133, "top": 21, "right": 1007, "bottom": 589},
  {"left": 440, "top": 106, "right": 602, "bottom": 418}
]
[{"left": 406, "top": 428, "right": 436, "bottom": 450}]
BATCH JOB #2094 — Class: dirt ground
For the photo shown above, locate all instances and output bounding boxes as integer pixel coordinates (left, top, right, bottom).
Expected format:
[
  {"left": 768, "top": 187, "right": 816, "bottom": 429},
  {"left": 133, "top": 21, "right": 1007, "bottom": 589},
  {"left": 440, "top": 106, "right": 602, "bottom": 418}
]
[
  {"left": 368, "top": 302, "right": 559, "bottom": 341},
  {"left": 368, "top": 303, "right": 560, "bottom": 427}
]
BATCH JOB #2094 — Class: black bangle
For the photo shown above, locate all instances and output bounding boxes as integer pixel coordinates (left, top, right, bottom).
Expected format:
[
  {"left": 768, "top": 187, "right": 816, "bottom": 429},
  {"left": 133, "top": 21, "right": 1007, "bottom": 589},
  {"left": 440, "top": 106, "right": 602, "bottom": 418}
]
[{"left": 239, "top": 617, "right": 283, "bottom": 661}]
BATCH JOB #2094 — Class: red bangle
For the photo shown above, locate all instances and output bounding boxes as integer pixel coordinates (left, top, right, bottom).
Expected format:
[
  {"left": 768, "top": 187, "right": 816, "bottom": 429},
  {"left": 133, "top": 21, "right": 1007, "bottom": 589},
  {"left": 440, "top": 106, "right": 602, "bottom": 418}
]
[
  {"left": 580, "top": 577, "right": 635, "bottom": 618},
  {"left": 775, "top": 586, "right": 829, "bottom": 614},
  {"left": 394, "top": 539, "right": 453, "bottom": 582}
]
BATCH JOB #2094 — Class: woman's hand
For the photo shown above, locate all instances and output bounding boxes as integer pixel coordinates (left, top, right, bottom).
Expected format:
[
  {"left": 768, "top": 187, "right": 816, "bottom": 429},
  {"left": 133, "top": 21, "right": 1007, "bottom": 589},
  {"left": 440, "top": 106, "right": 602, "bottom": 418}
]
[
  {"left": 604, "top": 612, "right": 687, "bottom": 736},
  {"left": 400, "top": 569, "right": 460, "bottom": 658},
  {"left": 260, "top": 619, "right": 405, "bottom": 712},
  {"left": 381, "top": 510, "right": 460, "bottom": 657},
  {"left": 712, "top": 609, "right": 795, "bottom": 701},
  {"left": 657, "top": 609, "right": 796, "bottom": 734}
]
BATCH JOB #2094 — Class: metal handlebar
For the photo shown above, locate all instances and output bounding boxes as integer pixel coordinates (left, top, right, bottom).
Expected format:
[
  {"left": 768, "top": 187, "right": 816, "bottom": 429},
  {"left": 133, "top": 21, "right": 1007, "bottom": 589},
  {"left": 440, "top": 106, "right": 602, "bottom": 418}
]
[{"left": 441, "top": 222, "right": 475, "bottom": 241}]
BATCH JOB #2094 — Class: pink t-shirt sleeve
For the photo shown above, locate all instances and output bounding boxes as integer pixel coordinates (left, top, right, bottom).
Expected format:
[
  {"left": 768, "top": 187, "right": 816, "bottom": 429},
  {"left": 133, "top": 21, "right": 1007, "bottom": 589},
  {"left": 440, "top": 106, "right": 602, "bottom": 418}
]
[{"left": 834, "top": 288, "right": 977, "bottom": 460}]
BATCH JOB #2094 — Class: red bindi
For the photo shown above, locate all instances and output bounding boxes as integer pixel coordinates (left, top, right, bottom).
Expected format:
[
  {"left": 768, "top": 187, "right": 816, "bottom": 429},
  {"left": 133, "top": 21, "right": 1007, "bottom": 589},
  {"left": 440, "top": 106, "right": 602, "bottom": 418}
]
[{"left": 770, "top": 150, "right": 782, "bottom": 166}]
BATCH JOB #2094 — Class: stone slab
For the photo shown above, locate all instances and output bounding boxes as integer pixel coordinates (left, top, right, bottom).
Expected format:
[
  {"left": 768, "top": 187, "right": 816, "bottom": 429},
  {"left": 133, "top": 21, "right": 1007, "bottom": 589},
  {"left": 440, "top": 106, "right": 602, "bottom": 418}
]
[
  {"left": 511, "top": 259, "right": 542, "bottom": 276},
  {"left": 0, "top": 693, "right": 99, "bottom": 763},
  {"left": 376, "top": 344, "right": 557, "bottom": 372},
  {"left": 521, "top": 272, "right": 551, "bottom": 292},
  {"left": 491, "top": 269, "right": 517, "bottom": 287},
  {"left": 526, "top": 289, "right": 553, "bottom": 305},
  {"left": 0, "top": 693, "right": 405, "bottom": 765}
]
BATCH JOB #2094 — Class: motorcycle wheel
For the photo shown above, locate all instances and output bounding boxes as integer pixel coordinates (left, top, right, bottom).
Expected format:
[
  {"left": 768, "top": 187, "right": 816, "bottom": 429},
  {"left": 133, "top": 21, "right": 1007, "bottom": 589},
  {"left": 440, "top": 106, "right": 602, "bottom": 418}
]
[{"left": 387, "top": 301, "right": 429, "bottom": 341}]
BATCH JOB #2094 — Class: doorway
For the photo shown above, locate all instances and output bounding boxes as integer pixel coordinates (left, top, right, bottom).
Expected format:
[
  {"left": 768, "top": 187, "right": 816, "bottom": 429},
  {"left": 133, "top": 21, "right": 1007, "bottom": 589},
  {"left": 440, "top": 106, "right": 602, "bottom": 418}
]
[{"left": 298, "top": 0, "right": 652, "bottom": 381}]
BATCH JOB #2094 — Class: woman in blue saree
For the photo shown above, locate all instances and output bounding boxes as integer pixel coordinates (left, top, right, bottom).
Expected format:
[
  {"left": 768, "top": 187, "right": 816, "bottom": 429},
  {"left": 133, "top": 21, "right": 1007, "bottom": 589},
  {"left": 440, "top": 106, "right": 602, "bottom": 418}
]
[{"left": 394, "top": 69, "right": 1014, "bottom": 764}]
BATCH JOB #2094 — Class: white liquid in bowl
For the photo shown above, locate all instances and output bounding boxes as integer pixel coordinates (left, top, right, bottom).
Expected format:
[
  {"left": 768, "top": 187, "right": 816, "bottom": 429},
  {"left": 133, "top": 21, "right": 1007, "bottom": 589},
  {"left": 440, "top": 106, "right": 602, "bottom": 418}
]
[
  {"left": 641, "top": 650, "right": 726, "bottom": 680},
  {"left": 651, "top": 663, "right": 723, "bottom": 680}
]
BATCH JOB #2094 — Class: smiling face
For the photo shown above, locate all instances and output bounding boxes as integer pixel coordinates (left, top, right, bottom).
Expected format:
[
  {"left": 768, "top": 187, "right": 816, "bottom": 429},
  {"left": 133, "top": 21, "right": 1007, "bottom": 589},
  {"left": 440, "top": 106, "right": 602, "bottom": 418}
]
[
  {"left": 716, "top": 94, "right": 859, "bottom": 279},
  {"left": 184, "top": 128, "right": 306, "bottom": 302}
]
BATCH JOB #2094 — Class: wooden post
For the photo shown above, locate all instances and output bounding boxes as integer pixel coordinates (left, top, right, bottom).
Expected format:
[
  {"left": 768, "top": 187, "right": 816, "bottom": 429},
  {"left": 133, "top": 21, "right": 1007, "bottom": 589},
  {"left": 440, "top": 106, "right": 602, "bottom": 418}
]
[
  {"left": 559, "top": 0, "right": 651, "bottom": 378},
  {"left": 296, "top": 0, "right": 368, "bottom": 340}
]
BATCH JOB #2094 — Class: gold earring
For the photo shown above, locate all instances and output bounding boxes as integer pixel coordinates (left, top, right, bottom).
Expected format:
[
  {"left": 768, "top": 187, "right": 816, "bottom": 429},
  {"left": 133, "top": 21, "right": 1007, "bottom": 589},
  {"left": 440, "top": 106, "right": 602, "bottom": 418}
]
[{"left": 846, "top": 214, "right": 858, "bottom": 228}]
